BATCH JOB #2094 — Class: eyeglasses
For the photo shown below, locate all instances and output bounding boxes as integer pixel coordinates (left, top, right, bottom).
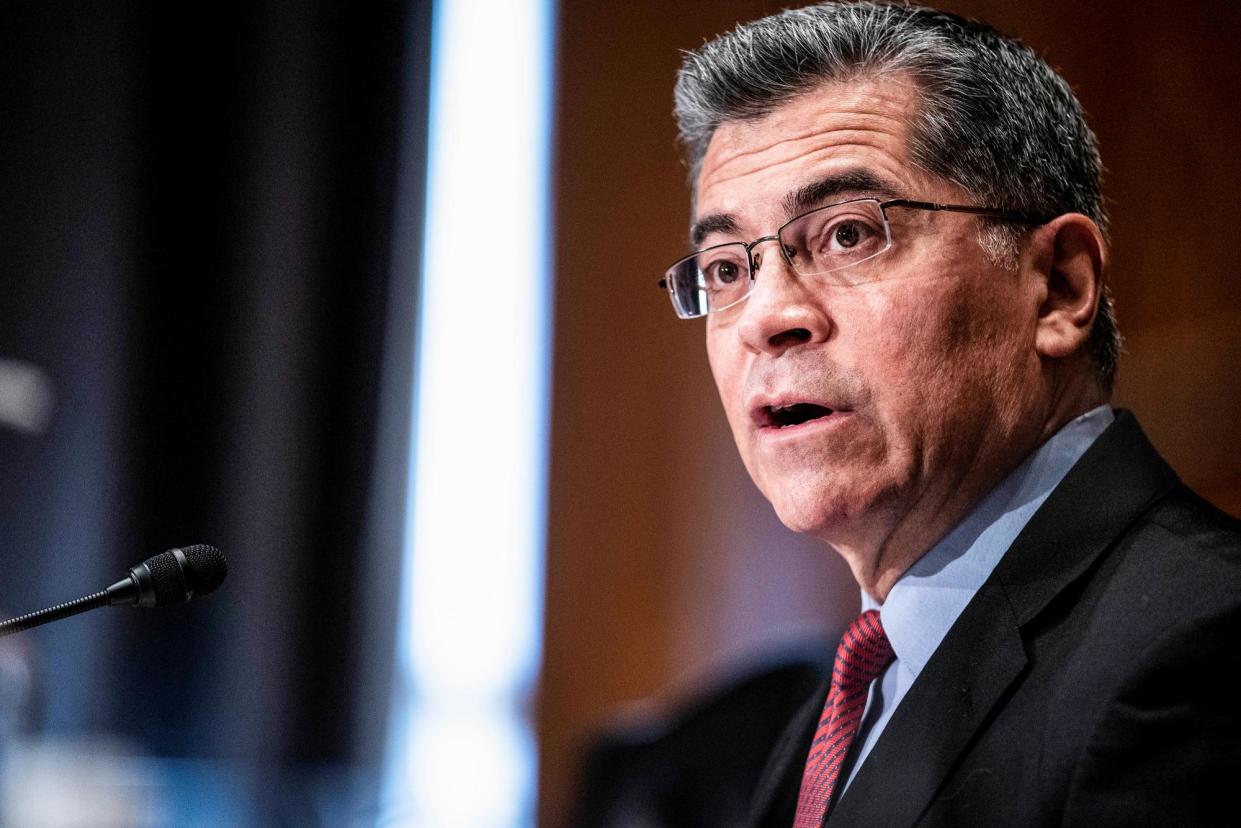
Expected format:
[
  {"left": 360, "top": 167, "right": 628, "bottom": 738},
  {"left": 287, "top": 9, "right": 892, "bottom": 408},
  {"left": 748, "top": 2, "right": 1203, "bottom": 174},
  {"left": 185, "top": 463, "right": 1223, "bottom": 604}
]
[{"left": 659, "top": 198, "right": 1048, "bottom": 319}]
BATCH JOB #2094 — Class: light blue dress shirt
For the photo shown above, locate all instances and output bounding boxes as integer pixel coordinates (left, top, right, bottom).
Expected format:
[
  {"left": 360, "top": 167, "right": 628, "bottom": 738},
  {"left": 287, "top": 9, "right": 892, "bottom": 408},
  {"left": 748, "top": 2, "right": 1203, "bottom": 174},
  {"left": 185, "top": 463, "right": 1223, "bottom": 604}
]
[{"left": 840, "top": 405, "right": 1114, "bottom": 793}]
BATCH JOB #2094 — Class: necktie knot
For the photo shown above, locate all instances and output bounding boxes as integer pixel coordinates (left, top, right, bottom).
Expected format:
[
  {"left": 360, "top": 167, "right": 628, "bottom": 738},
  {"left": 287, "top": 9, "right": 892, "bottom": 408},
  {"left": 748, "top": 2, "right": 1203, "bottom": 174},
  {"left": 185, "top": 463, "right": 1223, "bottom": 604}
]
[{"left": 832, "top": 609, "right": 894, "bottom": 692}]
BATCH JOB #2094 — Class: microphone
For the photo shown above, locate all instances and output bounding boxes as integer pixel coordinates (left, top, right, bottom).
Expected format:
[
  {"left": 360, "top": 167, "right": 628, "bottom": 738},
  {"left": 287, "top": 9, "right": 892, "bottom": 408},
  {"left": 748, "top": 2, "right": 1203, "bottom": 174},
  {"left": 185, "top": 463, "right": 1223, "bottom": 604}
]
[{"left": 0, "top": 545, "right": 227, "bottom": 639}]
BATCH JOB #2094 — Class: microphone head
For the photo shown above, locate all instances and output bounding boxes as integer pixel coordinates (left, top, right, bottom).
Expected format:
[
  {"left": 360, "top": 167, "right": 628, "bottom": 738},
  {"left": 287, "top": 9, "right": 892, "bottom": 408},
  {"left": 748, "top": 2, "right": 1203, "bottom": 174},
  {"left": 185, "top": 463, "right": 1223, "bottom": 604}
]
[
  {"left": 180, "top": 544, "right": 228, "bottom": 596},
  {"left": 138, "top": 545, "right": 228, "bottom": 607}
]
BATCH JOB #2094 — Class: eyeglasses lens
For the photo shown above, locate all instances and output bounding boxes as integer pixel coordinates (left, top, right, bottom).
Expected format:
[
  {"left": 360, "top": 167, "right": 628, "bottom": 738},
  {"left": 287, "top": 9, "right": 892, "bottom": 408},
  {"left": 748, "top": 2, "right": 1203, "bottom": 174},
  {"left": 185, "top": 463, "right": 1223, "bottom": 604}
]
[
  {"left": 666, "top": 243, "right": 750, "bottom": 318},
  {"left": 780, "top": 199, "right": 891, "bottom": 278}
]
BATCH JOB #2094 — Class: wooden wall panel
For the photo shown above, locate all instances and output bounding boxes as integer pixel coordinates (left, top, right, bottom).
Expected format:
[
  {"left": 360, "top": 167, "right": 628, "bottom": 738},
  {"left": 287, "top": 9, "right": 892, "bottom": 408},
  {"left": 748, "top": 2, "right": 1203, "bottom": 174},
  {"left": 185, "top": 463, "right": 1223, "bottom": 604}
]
[{"left": 542, "top": 2, "right": 1241, "bottom": 825}]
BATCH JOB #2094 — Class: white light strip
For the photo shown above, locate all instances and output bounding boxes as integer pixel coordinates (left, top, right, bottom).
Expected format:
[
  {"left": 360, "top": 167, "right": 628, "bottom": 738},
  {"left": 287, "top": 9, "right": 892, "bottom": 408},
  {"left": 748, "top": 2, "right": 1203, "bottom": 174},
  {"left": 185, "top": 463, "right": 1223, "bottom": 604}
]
[{"left": 381, "top": 0, "right": 555, "bottom": 825}]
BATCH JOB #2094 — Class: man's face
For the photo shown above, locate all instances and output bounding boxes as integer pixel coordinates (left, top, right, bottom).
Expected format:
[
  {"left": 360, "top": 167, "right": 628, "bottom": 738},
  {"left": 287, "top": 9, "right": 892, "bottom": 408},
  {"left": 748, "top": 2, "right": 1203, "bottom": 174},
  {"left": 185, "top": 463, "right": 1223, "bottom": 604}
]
[{"left": 697, "top": 77, "right": 1044, "bottom": 548}]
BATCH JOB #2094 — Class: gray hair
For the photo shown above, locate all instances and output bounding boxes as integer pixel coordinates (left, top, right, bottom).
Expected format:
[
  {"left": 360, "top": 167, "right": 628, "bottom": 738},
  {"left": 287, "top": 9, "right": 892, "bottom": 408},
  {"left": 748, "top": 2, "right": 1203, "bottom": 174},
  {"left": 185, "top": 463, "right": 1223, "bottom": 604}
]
[{"left": 674, "top": 1, "right": 1121, "bottom": 392}]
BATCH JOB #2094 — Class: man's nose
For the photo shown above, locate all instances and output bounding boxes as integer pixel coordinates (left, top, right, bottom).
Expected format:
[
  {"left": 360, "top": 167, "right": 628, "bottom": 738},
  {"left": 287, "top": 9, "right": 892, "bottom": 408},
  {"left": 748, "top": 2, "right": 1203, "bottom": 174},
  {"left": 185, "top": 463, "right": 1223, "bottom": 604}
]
[{"left": 736, "top": 243, "right": 832, "bottom": 355}]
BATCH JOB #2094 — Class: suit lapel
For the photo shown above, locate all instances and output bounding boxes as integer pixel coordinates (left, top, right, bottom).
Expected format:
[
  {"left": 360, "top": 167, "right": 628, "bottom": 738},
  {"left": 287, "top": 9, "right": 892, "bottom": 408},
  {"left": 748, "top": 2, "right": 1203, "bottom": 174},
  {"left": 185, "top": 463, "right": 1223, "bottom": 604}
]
[
  {"left": 758, "top": 411, "right": 1180, "bottom": 828},
  {"left": 827, "top": 580, "right": 1026, "bottom": 827},
  {"left": 988, "top": 410, "right": 1178, "bottom": 627},
  {"left": 746, "top": 593, "right": 1026, "bottom": 828}
]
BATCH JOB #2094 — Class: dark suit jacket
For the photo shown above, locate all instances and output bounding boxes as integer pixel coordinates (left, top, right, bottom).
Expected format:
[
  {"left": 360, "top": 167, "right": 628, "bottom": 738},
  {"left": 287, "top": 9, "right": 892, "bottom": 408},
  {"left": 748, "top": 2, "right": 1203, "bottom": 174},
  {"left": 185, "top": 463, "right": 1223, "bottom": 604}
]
[{"left": 750, "top": 410, "right": 1241, "bottom": 827}]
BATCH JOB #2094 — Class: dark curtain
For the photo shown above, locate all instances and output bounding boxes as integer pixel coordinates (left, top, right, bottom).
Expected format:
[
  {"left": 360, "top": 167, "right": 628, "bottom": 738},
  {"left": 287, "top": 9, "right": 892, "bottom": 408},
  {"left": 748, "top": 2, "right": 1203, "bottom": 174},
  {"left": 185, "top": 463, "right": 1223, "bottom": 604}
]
[{"left": 0, "top": 1, "right": 430, "bottom": 823}]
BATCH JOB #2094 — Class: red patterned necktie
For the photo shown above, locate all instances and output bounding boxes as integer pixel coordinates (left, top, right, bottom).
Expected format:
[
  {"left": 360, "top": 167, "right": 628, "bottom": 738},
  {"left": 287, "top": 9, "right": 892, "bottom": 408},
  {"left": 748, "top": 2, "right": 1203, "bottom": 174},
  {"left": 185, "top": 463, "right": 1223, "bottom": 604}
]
[{"left": 793, "top": 609, "right": 895, "bottom": 827}]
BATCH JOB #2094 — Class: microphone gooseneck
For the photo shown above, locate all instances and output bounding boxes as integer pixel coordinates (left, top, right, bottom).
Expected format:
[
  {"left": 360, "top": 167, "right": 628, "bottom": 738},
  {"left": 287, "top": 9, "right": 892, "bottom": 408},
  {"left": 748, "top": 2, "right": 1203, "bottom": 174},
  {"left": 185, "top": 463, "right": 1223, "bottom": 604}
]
[
  {"left": 0, "top": 590, "right": 111, "bottom": 636},
  {"left": 0, "top": 544, "right": 227, "bottom": 638}
]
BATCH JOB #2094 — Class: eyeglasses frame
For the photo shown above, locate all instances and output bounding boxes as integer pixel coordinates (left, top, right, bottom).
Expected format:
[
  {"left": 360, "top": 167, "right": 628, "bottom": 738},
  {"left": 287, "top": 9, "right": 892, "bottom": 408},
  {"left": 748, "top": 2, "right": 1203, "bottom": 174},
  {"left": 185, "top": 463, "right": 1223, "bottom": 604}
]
[{"left": 659, "top": 197, "right": 1052, "bottom": 319}]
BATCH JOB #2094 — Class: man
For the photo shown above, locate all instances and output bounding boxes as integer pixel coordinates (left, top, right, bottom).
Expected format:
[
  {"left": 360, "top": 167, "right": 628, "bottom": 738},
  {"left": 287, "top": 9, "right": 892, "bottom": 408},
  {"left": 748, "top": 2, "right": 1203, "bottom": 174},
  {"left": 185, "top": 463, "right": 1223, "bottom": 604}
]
[{"left": 661, "top": 3, "right": 1241, "bottom": 826}]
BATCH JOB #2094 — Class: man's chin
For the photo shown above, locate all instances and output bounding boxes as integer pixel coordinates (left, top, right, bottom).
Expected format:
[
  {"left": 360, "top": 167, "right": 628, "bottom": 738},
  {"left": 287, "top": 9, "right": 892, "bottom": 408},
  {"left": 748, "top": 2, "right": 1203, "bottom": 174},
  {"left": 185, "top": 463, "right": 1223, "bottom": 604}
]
[
  {"left": 771, "top": 492, "right": 870, "bottom": 540},
  {"left": 766, "top": 475, "right": 905, "bottom": 544}
]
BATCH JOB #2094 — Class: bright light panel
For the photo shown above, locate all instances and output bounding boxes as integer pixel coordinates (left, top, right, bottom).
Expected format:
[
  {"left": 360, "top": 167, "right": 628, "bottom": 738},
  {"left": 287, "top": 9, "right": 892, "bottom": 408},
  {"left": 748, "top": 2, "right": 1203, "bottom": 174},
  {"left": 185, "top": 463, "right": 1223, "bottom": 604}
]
[{"left": 381, "top": 0, "right": 554, "bottom": 824}]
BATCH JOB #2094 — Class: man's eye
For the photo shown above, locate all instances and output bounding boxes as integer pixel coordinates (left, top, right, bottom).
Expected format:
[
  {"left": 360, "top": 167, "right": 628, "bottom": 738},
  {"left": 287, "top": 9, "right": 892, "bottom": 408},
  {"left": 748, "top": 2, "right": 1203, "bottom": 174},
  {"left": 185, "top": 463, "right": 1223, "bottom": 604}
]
[
  {"left": 830, "top": 220, "right": 868, "bottom": 250},
  {"left": 803, "top": 215, "right": 884, "bottom": 262},
  {"left": 704, "top": 259, "right": 743, "bottom": 286}
]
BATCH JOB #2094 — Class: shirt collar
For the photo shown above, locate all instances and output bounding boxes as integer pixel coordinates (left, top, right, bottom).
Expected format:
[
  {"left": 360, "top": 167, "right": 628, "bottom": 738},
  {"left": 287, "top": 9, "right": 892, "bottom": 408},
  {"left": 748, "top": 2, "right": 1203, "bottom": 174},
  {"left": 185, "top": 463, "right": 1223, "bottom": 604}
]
[{"left": 862, "top": 405, "right": 1114, "bottom": 678}]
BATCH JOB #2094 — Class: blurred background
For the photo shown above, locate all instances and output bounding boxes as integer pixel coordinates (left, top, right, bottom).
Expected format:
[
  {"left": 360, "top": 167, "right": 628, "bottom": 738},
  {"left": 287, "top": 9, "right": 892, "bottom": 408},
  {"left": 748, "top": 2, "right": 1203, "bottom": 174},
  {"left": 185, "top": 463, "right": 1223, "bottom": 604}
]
[{"left": 0, "top": 1, "right": 1237, "bottom": 826}]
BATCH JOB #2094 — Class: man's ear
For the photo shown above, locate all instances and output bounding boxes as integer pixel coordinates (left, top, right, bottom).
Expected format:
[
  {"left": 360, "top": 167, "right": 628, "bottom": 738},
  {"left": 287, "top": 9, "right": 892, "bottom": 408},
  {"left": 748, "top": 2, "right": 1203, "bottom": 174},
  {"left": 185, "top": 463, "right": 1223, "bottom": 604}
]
[{"left": 1026, "top": 213, "right": 1108, "bottom": 360}]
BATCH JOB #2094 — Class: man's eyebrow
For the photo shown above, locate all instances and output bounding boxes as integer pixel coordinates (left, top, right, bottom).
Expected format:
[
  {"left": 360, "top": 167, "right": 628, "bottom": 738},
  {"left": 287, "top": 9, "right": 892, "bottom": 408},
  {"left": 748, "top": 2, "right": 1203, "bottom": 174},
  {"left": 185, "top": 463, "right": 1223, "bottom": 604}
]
[
  {"left": 690, "top": 214, "right": 740, "bottom": 248},
  {"left": 782, "top": 170, "right": 903, "bottom": 216}
]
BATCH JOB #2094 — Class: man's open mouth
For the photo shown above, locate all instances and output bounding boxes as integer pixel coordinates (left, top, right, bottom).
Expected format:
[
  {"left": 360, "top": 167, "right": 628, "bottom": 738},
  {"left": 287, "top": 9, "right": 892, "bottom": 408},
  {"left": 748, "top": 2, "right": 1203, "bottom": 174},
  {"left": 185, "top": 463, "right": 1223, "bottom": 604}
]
[{"left": 762, "top": 403, "right": 835, "bottom": 429}]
